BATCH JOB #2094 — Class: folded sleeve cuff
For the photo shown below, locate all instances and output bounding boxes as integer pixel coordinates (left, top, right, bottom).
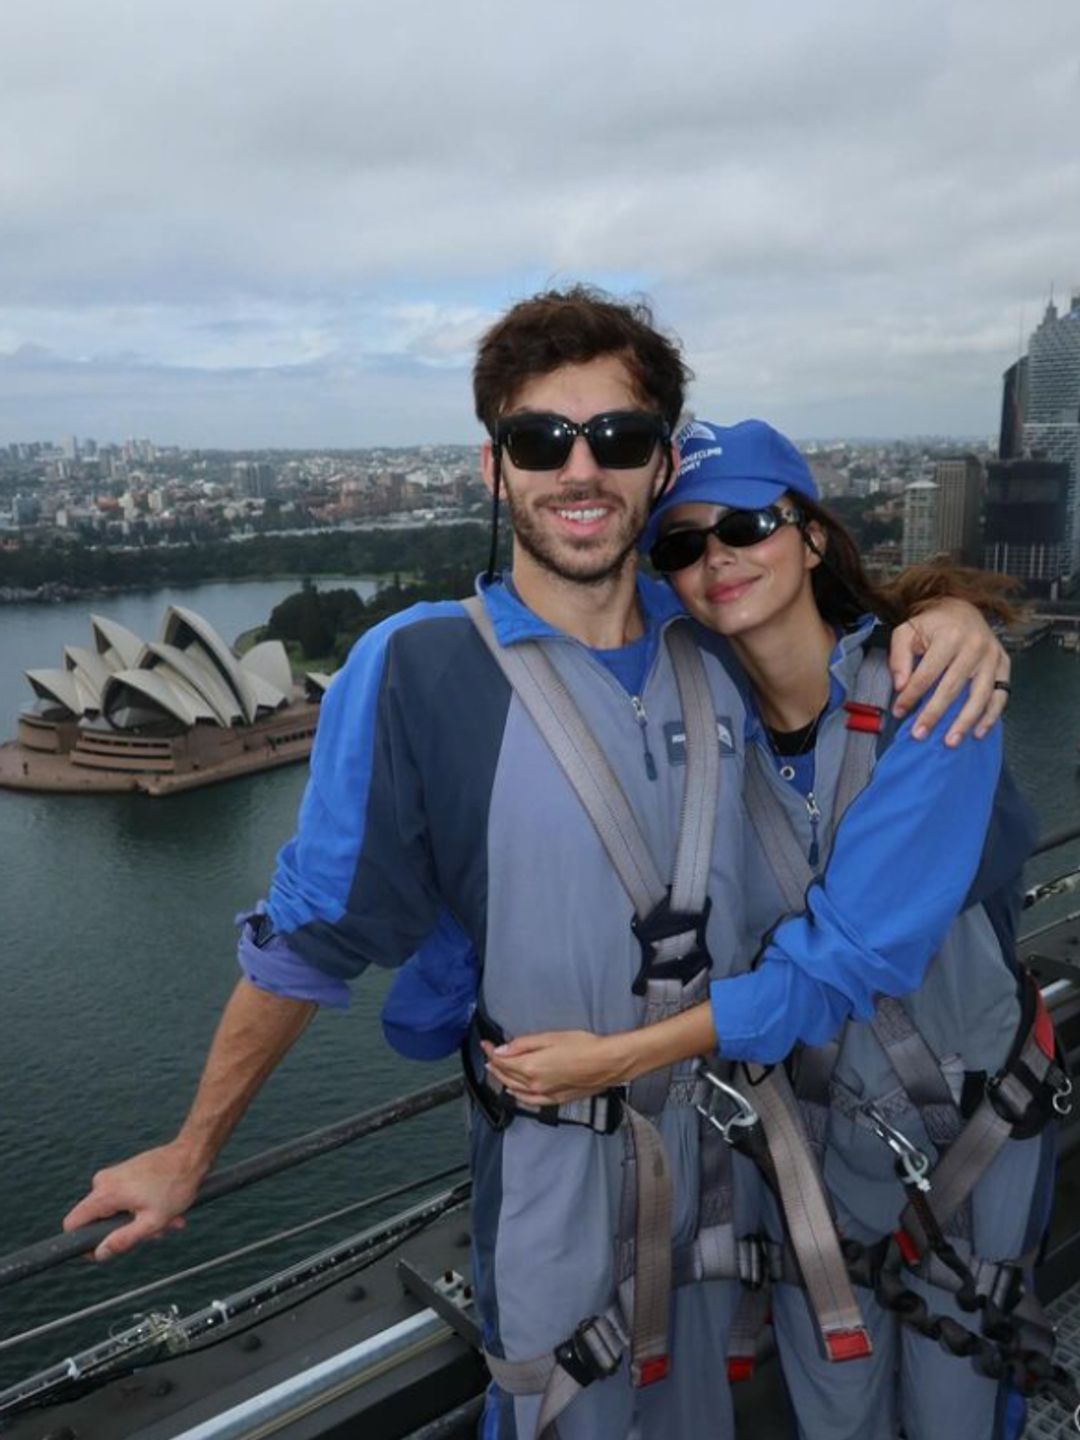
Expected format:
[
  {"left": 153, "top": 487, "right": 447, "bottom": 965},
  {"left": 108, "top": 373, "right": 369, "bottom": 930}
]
[{"left": 236, "top": 913, "right": 351, "bottom": 1009}]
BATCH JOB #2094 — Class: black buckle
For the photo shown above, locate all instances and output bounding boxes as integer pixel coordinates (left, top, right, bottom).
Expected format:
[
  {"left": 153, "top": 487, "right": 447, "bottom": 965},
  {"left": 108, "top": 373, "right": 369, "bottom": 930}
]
[
  {"left": 459, "top": 1021, "right": 515, "bottom": 1133},
  {"left": 985, "top": 1070, "right": 1038, "bottom": 1133},
  {"left": 555, "top": 1317, "right": 622, "bottom": 1388},
  {"left": 985, "top": 1262, "right": 1024, "bottom": 1316},
  {"left": 737, "top": 1236, "right": 765, "bottom": 1290},
  {"left": 589, "top": 1089, "right": 626, "bottom": 1136},
  {"left": 631, "top": 892, "right": 713, "bottom": 996},
  {"left": 520, "top": 1089, "right": 625, "bottom": 1135}
]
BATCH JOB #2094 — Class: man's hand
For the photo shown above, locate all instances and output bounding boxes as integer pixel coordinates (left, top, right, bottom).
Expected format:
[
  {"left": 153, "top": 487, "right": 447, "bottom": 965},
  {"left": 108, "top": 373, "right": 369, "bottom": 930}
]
[
  {"left": 61, "top": 982, "right": 317, "bottom": 1261},
  {"left": 888, "top": 598, "right": 1010, "bottom": 745},
  {"left": 62, "top": 1139, "right": 208, "bottom": 1260}
]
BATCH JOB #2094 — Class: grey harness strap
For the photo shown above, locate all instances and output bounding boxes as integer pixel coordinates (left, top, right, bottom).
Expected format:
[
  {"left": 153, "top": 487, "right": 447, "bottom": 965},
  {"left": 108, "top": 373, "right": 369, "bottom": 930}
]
[
  {"left": 463, "top": 598, "right": 717, "bottom": 926},
  {"left": 830, "top": 651, "right": 962, "bottom": 1145},
  {"left": 463, "top": 598, "right": 720, "bottom": 1426},
  {"left": 743, "top": 1060, "right": 872, "bottom": 1360},
  {"left": 631, "top": 622, "right": 721, "bottom": 1115},
  {"left": 901, "top": 1019, "right": 1058, "bottom": 1249}
]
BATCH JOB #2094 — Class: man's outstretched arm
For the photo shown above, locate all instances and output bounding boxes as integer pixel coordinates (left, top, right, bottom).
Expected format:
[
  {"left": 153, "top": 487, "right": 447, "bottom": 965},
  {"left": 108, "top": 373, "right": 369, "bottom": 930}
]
[{"left": 62, "top": 980, "right": 316, "bottom": 1260}]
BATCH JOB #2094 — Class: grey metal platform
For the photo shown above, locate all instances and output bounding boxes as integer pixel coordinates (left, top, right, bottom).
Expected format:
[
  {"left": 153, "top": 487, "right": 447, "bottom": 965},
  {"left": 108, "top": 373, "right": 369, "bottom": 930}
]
[{"left": 1025, "top": 1279, "right": 1080, "bottom": 1437}]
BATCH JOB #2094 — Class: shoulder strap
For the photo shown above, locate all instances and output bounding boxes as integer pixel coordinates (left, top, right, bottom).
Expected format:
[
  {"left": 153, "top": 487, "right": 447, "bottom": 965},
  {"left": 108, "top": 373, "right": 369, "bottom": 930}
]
[
  {"left": 832, "top": 647, "right": 893, "bottom": 828},
  {"left": 462, "top": 596, "right": 719, "bottom": 918}
]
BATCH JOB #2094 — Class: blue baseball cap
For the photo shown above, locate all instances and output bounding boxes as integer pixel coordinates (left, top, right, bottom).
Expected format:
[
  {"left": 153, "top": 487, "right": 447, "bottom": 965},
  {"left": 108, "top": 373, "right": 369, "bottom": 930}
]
[{"left": 640, "top": 418, "right": 818, "bottom": 553}]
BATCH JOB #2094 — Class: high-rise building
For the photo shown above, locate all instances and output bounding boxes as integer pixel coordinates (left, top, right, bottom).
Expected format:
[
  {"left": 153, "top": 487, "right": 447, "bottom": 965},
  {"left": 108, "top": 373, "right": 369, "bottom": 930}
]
[
  {"left": 901, "top": 479, "right": 940, "bottom": 565},
  {"left": 1021, "top": 294, "right": 1080, "bottom": 571},
  {"left": 232, "top": 461, "right": 275, "bottom": 499},
  {"left": 983, "top": 458, "right": 1070, "bottom": 597},
  {"left": 933, "top": 454, "right": 983, "bottom": 564},
  {"left": 999, "top": 357, "right": 1027, "bottom": 460}
]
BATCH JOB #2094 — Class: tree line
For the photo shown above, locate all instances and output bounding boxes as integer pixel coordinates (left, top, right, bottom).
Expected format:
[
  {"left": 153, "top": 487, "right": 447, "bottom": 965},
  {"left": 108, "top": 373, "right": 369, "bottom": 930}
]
[{"left": 0, "top": 524, "right": 496, "bottom": 594}]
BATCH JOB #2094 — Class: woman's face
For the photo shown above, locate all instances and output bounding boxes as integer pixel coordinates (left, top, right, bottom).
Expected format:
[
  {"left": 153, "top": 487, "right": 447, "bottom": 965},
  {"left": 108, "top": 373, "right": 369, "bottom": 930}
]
[{"left": 661, "top": 498, "right": 819, "bottom": 638}]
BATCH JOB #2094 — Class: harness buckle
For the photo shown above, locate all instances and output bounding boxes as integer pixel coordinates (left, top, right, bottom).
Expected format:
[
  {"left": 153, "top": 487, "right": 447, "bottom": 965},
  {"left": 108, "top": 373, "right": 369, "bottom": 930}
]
[
  {"left": 588, "top": 1088, "right": 626, "bottom": 1135},
  {"left": 737, "top": 1236, "right": 765, "bottom": 1290},
  {"left": 694, "top": 1061, "right": 759, "bottom": 1144},
  {"left": 863, "top": 1104, "right": 931, "bottom": 1193},
  {"left": 985, "top": 1261, "right": 1024, "bottom": 1315},
  {"left": 986, "top": 1071, "right": 1035, "bottom": 1129},
  {"left": 631, "top": 892, "right": 713, "bottom": 996},
  {"left": 554, "top": 1316, "right": 623, "bottom": 1388}
]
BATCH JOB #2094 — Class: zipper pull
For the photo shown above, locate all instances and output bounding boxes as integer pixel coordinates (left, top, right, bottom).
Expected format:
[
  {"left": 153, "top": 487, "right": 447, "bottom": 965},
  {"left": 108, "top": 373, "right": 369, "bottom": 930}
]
[
  {"left": 631, "top": 695, "right": 658, "bottom": 781},
  {"left": 806, "top": 791, "right": 821, "bottom": 868}
]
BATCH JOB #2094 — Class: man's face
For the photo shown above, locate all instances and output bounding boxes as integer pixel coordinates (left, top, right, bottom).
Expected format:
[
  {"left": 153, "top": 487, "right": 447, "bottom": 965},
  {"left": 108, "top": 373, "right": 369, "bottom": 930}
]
[{"left": 482, "top": 355, "right": 671, "bottom": 587}]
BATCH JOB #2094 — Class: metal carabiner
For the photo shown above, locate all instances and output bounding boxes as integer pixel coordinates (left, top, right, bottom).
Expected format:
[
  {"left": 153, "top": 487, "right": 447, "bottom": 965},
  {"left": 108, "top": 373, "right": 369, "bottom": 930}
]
[
  {"left": 1053, "top": 1073, "right": 1073, "bottom": 1117},
  {"left": 863, "top": 1103, "right": 932, "bottom": 1193},
  {"left": 694, "top": 1060, "right": 759, "bottom": 1144}
]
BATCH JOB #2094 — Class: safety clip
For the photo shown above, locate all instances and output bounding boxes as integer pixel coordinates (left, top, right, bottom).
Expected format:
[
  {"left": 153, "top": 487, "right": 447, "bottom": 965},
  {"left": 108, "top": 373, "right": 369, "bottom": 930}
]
[
  {"left": 863, "top": 1103, "right": 931, "bottom": 1193},
  {"left": 694, "top": 1061, "right": 759, "bottom": 1144}
]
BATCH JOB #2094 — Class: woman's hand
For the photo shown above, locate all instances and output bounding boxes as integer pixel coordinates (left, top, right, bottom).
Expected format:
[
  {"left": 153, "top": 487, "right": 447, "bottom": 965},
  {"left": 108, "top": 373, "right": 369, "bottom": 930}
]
[
  {"left": 888, "top": 598, "right": 1010, "bottom": 744},
  {"left": 481, "top": 1030, "right": 632, "bottom": 1107}
]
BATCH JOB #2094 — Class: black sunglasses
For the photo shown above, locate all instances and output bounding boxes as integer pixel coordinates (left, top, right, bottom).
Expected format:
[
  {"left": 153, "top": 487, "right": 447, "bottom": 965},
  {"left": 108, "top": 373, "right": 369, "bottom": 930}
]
[
  {"left": 650, "top": 504, "right": 803, "bottom": 574},
  {"left": 494, "top": 409, "right": 669, "bottom": 472}
]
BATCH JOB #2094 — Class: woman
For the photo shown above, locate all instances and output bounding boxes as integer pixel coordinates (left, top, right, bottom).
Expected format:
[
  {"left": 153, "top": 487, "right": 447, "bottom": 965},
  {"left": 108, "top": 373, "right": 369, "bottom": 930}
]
[{"left": 484, "top": 419, "right": 1057, "bottom": 1440}]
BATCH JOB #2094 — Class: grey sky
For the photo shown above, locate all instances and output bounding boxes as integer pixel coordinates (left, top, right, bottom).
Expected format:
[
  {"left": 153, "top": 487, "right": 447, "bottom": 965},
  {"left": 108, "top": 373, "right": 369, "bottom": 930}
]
[{"left": 2, "top": 0, "right": 1078, "bottom": 446}]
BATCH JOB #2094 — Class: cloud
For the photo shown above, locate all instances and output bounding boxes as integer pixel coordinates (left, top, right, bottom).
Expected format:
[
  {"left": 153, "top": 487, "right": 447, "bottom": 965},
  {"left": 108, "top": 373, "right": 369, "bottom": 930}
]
[{"left": 0, "top": 0, "right": 1078, "bottom": 441}]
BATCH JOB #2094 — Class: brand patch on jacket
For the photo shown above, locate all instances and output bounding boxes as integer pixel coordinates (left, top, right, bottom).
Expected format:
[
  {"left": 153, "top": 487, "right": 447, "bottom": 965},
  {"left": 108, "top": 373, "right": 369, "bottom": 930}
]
[{"left": 664, "top": 717, "right": 736, "bottom": 765}]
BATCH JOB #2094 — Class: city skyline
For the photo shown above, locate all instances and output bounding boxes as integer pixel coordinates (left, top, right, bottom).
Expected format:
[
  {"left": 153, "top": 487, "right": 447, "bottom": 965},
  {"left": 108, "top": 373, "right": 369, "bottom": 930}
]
[{"left": 1, "top": 1, "right": 1079, "bottom": 446}]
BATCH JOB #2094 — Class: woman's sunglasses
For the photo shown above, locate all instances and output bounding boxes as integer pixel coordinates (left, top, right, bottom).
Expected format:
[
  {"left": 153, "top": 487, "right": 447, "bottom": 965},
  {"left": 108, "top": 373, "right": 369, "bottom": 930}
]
[
  {"left": 494, "top": 409, "right": 669, "bottom": 472},
  {"left": 650, "top": 504, "right": 804, "bottom": 574}
]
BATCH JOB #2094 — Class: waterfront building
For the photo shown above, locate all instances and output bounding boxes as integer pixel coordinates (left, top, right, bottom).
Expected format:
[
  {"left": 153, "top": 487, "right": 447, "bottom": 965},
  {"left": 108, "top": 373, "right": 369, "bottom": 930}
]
[
  {"left": 901, "top": 479, "right": 940, "bottom": 565},
  {"left": 1, "top": 605, "right": 326, "bottom": 796},
  {"left": 983, "top": 458, "right": 1071, "bottom": 598},
  {"left": 933, "top": 454, "right": 984, "bottom": 565},
  {"left": 1021, "top": 294, "right": 1080, "bottom": 574}
]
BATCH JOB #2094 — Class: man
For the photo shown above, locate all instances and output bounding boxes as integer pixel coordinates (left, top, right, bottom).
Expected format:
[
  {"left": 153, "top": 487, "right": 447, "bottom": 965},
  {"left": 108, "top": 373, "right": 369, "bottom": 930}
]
[{"left": 65, "top": 286, "right": 1007, "bottom": 1439}]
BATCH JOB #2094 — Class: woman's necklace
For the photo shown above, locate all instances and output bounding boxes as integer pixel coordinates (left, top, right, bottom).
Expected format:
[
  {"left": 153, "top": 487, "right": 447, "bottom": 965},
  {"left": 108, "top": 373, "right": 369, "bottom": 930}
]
[{"left": 764, "top": 709, "right": 824, "bottom": 783}]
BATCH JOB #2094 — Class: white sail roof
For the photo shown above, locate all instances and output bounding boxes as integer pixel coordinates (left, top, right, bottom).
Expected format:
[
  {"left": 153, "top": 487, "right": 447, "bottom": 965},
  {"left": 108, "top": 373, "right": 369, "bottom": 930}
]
[
  {"left": 90, "top": 615, "right": 144, "bottom": 670},
  {"left": 101, "top": 669, "right": 218, "bottom": 728},
  {"left": 142, "top": 642, "right": 245, "bottom": 726},
  {"left": 25, "top": 668, "right": 82, "bottom": 715},
  {"left": 161, "top": 605, "right": 258, "bottom": 723},
  {"left": 24, "top": 604, "right": 299, "bottom": 732},
  {"left": 240, "top": 641, "right": 293, "bottom": 699},
  {"left": 62, "top": 645, "right": 113, "bottom": 713}
]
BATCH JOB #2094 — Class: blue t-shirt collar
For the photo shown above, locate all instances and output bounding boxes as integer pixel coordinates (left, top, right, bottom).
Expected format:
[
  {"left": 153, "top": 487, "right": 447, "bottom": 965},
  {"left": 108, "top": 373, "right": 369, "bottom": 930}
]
[{"left": 476, "top": 569, "right": 684, "bottom": 648}]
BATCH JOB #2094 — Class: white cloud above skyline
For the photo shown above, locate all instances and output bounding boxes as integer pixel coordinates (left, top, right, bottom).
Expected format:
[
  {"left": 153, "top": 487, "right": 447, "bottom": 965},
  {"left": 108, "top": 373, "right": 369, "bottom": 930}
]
[{"left": 1, "top": 0, "right": 1078, "bottom": 446}]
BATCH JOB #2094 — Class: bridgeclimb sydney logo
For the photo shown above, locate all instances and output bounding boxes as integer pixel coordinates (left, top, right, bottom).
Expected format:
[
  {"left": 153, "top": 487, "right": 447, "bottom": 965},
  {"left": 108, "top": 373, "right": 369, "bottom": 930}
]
[{"left": 676, "top": 420, "right": 719, "bottom": 447}]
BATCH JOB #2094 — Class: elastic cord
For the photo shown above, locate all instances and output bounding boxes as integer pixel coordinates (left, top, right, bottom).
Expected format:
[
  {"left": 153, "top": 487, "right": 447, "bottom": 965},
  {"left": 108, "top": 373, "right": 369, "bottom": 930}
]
[{"left": 484, "top": 446, "right": 502, "bottom": 583}]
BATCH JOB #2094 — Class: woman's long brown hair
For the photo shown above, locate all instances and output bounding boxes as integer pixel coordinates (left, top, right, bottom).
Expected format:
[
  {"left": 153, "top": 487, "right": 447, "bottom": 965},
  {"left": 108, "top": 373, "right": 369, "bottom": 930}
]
[{"left": 798, "top": 495, "right": 1020, "bottom": 629}]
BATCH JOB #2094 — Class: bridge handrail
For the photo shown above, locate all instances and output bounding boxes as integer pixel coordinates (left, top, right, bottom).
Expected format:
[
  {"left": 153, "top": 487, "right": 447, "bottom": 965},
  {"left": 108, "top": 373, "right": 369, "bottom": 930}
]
[{"left": 0, "top": 1074, "right": 464, "bottom": 1292}]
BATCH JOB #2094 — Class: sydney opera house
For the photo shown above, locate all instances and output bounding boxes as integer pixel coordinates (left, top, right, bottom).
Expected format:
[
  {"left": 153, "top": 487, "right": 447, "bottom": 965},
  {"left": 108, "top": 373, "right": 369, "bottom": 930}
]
[{"left": 0, "top": 605, "right": 327, "bottom": 796}]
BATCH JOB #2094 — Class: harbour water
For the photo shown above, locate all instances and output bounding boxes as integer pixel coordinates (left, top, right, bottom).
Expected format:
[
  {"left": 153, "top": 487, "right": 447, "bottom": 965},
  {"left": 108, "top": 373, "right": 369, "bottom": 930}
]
[{"left": 1, "top": 582, "right": 1079, "bottom": 1384}]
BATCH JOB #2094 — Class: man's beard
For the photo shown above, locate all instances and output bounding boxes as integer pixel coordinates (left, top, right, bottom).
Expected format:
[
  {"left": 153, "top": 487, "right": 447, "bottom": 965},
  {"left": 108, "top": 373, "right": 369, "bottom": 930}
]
[{"left": 503, "top": 483, "right": 650, "bottom": 587}]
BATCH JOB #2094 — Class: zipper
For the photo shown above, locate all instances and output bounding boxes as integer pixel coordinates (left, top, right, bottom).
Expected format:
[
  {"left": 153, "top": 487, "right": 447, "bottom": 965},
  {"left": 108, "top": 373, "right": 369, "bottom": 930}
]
[
  {"left": 630, "top": 695, "right": 658, "bottom": 781},
  {"left": 806, "top": 791, "right": 822, "bottom": 868}
]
